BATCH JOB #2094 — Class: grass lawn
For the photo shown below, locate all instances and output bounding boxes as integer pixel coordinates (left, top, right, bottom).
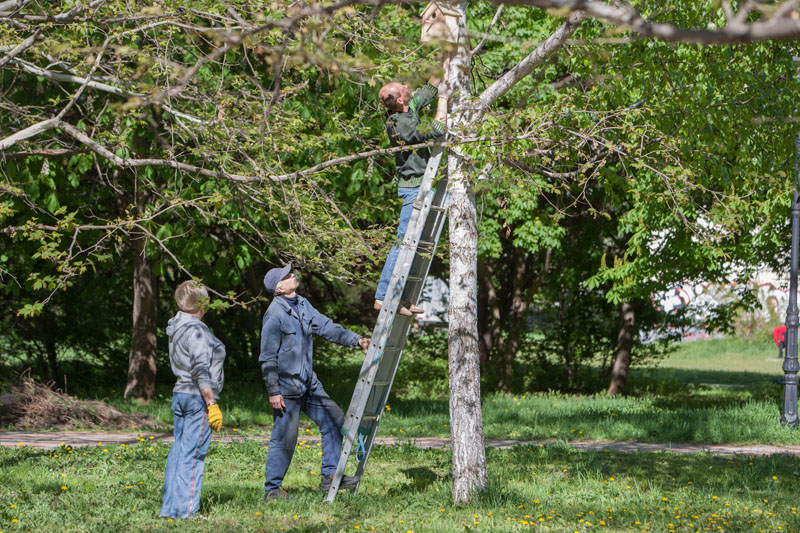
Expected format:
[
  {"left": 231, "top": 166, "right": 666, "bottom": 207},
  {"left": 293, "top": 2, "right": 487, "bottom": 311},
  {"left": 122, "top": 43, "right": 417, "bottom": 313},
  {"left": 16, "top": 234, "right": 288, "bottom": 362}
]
[
  {"left": 3, "top": 338, "right": 800, "bottom": 531},
  {"left": 1, "top": 437, "right": 799, "bottom": 531}
]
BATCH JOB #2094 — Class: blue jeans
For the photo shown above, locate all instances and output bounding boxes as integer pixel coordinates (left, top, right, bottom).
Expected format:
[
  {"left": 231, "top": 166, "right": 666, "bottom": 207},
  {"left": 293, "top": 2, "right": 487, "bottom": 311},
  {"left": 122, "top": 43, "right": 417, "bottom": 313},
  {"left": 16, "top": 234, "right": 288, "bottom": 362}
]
[
  {"left": 160, "top": 393, "right": 212, "bottom": 518},
  {"left": 375, "top": 186, "right": 420, "bottom": 301},
  {"left": 264, "top": 382, "right": 344, "bottom": 492}
]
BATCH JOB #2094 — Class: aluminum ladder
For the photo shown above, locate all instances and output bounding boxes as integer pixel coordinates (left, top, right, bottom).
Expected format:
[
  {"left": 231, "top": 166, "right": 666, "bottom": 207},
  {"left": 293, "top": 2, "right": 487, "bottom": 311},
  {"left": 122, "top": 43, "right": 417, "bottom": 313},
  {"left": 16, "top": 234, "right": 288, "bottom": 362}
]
[{"left": 325, "top": 145, "right": 448, "bottom": 503}]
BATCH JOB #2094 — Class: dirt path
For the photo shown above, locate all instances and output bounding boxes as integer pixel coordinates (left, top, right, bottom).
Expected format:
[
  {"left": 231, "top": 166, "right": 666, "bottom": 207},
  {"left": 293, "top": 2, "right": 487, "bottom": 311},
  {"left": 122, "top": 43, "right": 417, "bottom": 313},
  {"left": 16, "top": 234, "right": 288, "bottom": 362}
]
[{"left": 2, "top": 430, "right": 800, "bottom": 457}]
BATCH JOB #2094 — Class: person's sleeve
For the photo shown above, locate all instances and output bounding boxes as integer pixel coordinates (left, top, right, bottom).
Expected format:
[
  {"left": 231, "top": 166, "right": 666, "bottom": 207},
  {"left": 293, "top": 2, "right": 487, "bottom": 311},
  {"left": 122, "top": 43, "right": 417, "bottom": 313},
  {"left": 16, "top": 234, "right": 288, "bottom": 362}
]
[
  {"left": 259, "top": 316, "right": 282, "bottom": 396},
  {"left": 409, "top": 82, "right": 438, "bottom": 114},
  {"left": 393, "top": 115, "right": 445, "bottom": 145},
  {"left": 306, "top": 301, "right": 361, "bottom": 347},
  {"left": 183, "top": 326, "right": 214, "bottom": 391}
]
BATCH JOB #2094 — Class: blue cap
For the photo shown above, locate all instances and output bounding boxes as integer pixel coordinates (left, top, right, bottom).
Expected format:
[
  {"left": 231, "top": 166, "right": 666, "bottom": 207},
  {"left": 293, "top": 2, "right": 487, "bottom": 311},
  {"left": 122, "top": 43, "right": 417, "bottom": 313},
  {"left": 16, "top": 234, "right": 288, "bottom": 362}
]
[{"left": 263, "top": 263, "right": 292, "bottom": 294}]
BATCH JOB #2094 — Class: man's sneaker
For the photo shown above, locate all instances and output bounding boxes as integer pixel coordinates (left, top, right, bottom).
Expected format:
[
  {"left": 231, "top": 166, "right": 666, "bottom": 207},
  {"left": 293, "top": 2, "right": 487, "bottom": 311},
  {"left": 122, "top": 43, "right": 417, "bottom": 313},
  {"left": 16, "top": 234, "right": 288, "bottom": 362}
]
[
  {"left": 264, "top": 488, "right": 289, "bottom": 502},
  {"left": 319, "top": 474, "right": 360, "bottom": 491}
]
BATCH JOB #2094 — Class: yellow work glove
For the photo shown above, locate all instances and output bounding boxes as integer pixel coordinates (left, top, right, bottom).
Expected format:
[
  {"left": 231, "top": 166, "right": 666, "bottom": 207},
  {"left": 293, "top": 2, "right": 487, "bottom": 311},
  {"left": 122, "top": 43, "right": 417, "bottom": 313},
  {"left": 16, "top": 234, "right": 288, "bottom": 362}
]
[{"left": 207, "top": 403, "right": 223, "bottom": 432}]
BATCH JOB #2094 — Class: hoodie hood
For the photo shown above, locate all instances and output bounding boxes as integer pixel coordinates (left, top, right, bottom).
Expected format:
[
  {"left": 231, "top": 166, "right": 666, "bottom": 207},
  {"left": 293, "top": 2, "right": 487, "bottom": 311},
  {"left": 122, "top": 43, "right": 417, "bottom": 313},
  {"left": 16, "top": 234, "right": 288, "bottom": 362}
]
[{"left": 166, "top": 311, "right": 201, "bottom": 337}]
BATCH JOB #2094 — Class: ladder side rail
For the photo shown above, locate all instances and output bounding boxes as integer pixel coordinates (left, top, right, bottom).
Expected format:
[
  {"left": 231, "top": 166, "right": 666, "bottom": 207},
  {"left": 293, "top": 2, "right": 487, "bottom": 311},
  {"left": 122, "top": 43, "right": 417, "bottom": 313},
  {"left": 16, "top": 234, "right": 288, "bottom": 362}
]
[
  {"left": 351, "top": 318, "right": 416, "bottom": 489},
  {"left": 336, "top": 194, "right": 449, "bottom": 497},
  {"left": 328, "top": 318, "right": 408, "bottom": 501},
  {"left": 351, "top": 187, "right": 449, "bottom": 488}
]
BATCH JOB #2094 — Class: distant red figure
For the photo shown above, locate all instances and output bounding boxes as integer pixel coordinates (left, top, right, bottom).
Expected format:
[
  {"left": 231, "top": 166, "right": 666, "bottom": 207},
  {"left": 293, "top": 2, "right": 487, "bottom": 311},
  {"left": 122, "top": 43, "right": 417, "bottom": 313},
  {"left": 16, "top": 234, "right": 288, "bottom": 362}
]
[{"left": 773, "top": 325, "right": 787, "bottom": 359}]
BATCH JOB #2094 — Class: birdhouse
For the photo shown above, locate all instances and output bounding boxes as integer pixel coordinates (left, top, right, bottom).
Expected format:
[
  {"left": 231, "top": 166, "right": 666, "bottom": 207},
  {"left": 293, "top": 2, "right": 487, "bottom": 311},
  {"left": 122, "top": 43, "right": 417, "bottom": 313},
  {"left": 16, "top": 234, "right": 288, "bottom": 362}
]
[{"left": 420, "top": 2, "right": 460, "bottom": 44}]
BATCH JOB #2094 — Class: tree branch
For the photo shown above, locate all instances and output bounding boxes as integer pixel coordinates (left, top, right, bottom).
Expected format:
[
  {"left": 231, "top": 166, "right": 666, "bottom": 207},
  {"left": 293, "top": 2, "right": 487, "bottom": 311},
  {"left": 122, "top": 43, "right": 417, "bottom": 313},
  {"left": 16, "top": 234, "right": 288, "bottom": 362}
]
[
  {"left": 501, "top": 0, "right": 800, "bottom": 44},
  {"left": 0, "top": 27, "right": 40, "bottom": 67},
  {"left": 9, "top": 58, "right": 215, "bottom": 125},
  {"left": 479, "top": 11, "right": 584, "bottom": 111},
  {"left": 0, "top": 117, "right": 59, "bottom": 150},
  {"left": 471, "top": 4, "right": 505, "bottom": 56}
]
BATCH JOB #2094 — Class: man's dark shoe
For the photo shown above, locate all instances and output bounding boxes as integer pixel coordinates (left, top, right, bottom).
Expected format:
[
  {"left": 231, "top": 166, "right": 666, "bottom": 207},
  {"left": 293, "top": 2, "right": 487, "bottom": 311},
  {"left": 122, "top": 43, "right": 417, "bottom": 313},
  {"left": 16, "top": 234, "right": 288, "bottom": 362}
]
[
  {"left": 264, "top": 488, "right": 289, "bottom": 502},
  {"left": 319, "top": 474, "right": 360, "bottom": 491}
]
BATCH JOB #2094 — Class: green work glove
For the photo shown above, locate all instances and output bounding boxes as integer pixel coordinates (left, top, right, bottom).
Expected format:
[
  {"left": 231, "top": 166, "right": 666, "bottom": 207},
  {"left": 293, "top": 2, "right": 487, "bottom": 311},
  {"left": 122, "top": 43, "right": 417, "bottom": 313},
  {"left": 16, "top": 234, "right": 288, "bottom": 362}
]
[{"left": 207, "top": 403, "right": 223, "bottom": 432}]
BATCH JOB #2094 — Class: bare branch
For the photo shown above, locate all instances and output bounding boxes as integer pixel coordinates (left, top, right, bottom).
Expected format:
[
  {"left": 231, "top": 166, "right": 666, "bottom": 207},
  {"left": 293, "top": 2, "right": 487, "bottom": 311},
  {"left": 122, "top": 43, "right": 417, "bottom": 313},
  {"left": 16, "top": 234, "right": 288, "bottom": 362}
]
[
  {"left": 9, "top": 58, "right": 214, "bottom": 125},
  {"left": 471, "top": 4, "right": 505, "bottom": 56},
  {"left": 0, "top": 117, "right": 59, "bottom": 150},
  {"left": 0, "top": 27, "right": 40, "bottom": 67},
  {"left": 479, "top": 11, "right": 584, "bottom": 111}
]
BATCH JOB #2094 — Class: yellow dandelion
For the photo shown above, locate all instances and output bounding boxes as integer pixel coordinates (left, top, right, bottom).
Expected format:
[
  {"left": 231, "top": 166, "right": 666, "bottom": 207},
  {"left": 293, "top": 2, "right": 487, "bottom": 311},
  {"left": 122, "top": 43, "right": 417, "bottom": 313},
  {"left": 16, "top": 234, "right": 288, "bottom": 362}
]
[
  {"left": 354, "top": 526, "right": 360, "bottom": 530},
  {"left": 256, "top": 512, "right": 261, "bottom": 516},
  {"left": 61, "top": 485, "right": 67, "bottom": 490}
]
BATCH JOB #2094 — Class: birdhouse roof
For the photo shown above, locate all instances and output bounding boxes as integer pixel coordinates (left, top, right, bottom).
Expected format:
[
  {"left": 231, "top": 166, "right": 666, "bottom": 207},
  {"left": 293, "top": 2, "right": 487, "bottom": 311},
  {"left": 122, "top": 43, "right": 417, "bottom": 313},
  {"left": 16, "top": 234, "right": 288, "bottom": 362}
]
[{"left": 420, "top": 1, "right": 460, "bottom": 18}]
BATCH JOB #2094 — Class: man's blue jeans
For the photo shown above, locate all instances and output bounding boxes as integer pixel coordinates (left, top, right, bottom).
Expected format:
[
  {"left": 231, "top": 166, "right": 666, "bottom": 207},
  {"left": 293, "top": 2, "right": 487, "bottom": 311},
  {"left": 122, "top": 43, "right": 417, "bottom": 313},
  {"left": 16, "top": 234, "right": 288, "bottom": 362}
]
[
  {"left": 264, "top": 383, "right": 344, "bottom": 492},
  {"left": 375, "top": 186, "right": 421, "bottom": 301},
  {"left": 160, "top": 393, "right": 211, "bottom": 518}
]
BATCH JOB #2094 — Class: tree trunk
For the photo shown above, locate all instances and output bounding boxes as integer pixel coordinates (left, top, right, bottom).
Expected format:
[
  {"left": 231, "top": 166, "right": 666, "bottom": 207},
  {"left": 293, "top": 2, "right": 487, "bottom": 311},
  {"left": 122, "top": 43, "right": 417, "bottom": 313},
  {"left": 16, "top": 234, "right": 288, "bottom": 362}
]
[
  {"left": 607, "top": 301, "right": 635, "bottom": 396},
  {"left": 124, "top": 234, "right": 158, "bottom": 402},
  {"left": 446, "top": 2, "right": 488, "bottom": 503},
  {"left": 448, "top": 160, "right": 488, "bottom": 503}
]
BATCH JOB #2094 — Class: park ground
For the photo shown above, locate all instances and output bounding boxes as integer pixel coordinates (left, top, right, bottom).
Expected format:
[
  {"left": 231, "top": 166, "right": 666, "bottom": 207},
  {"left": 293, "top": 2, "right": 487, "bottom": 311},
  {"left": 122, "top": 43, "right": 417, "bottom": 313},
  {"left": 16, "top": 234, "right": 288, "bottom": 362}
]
[{"left": 2, "top": 338, "right": 800, "bottom": 532}]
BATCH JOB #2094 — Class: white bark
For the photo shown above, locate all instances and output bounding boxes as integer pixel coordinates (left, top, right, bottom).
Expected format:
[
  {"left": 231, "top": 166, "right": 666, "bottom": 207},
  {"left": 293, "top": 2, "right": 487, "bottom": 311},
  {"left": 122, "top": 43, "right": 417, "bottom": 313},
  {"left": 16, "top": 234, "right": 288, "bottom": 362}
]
[
  {"left": 446, "top": 1, "right": 488, "bottom": 504},
  {"left": 0, "top": 28, "right": 40, "bottom": 68},
  {"left": 478, "top": 11, "right": 584, "bottom": 112},
  {"left": 0, "top": 117, "right": 59, "bottom": 150}
]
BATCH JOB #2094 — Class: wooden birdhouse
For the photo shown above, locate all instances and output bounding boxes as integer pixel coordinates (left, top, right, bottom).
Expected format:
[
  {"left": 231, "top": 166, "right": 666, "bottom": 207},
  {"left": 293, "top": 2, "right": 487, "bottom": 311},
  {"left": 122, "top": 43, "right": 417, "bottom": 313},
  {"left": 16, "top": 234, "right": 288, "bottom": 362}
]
[{"left": 420, "top": 2, "right": 460, "bottom": 44}]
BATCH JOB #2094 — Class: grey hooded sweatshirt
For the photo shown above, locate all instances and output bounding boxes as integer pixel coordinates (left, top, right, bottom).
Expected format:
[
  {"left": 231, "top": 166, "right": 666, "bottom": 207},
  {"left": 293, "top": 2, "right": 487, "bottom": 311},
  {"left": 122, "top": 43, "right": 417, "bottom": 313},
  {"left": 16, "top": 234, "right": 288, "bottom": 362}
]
[{"left": 166, "top": 311, "right": 226, "bottom": 398}]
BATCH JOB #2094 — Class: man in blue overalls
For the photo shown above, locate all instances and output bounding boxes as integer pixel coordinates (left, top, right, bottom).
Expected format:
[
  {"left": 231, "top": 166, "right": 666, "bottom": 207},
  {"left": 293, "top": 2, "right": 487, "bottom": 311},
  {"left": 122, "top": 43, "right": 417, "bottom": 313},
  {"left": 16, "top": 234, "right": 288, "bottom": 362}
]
[{"left": 259, "top": 263, "right": 370, "bottom": 500}]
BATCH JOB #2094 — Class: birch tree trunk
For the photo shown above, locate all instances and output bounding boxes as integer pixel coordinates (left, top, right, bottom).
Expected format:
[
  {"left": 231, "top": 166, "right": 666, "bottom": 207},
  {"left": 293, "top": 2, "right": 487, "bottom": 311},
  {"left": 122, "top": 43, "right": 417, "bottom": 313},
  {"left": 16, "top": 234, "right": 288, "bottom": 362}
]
[
  {"left": 446, "top": 1, "right": 488, "bottom": 504},
  {"left": 607, "top": 301, "right": 635, "bottom": 396}
]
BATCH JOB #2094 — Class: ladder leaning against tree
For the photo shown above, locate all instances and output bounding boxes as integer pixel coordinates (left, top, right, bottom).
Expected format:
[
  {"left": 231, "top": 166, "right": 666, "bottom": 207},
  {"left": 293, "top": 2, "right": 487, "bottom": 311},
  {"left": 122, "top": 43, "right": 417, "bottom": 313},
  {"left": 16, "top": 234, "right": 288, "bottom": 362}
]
[{"left": 325, "top": 142, "right": 448, "bottom": 503}]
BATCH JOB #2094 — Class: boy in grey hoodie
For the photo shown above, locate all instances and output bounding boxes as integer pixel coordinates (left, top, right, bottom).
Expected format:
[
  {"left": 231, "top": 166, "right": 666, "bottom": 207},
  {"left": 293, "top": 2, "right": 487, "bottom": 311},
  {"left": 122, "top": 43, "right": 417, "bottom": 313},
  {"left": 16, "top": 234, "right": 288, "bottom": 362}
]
[{"left": 160, "top": 281, "right": 226, "bottom": 519}]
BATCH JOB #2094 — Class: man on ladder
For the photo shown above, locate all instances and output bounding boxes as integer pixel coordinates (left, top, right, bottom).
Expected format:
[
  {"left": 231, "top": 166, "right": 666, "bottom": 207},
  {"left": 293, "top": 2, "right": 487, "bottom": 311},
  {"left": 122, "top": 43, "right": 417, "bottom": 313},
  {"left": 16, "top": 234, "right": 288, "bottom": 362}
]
[{"left": 374, "top": 55, "right": 449, "bottom": 316}]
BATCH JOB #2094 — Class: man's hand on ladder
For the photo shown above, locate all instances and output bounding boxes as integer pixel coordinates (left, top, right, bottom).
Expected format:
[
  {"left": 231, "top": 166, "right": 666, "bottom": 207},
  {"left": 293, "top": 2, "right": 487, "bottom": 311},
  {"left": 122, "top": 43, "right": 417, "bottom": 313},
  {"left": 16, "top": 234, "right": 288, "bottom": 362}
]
[{"left": 358, "top": 337, "right": 371, "bottom": 353}]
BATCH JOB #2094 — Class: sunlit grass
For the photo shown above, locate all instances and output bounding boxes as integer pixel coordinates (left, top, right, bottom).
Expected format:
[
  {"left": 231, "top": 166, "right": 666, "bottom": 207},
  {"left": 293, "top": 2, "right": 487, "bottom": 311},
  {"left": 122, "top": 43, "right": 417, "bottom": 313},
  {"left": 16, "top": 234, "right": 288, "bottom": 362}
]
[{"left": 1, "top": 438, "right": 798, "bottom": 531}]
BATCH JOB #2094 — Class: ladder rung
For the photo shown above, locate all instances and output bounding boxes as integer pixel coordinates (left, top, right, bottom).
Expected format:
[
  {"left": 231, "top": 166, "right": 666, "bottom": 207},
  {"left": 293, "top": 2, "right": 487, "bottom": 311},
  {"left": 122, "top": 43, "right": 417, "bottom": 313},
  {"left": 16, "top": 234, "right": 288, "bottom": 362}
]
[
  {"left": 372, "top": 380, "right": 390, "bottom": 386},
  {"left": 407, "top": 276, "right": 423, "bottom": 282},
  {"left": 430, "top": 206, "right": 446, "bottom": 212},
  {"left": 361, "top": 415, "right": 378, "bottom": 421}
]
